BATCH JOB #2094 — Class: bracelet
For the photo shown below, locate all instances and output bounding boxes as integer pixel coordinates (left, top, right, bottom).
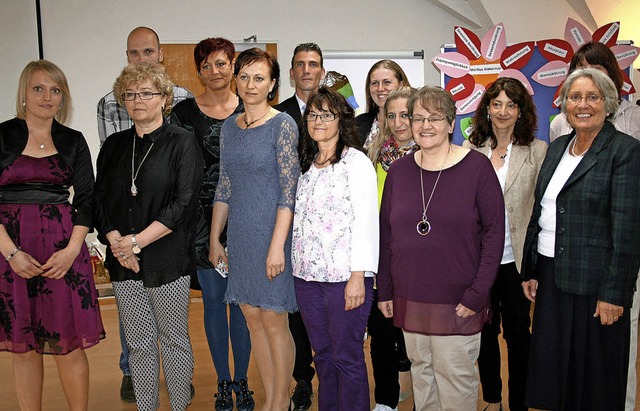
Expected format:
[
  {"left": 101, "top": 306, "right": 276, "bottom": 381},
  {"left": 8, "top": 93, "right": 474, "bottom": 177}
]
[{"left": 6, "top": 246, "right": 21, "bottom": 262}]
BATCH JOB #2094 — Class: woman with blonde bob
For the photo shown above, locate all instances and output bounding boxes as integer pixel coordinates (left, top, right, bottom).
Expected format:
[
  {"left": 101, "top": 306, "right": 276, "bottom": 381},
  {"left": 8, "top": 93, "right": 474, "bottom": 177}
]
[
  {"left": 0, "top": 60, "right": 104, "bottom": 410},
  {"left": 95, "top": 62, "right": 203, "bottom": 411}
]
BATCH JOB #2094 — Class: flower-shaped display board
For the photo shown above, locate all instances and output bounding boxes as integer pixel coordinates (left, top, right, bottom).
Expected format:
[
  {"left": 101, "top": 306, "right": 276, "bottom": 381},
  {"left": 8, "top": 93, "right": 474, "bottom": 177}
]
[{"left": 432, "top": 20, "right": 637, "bottom": 144}]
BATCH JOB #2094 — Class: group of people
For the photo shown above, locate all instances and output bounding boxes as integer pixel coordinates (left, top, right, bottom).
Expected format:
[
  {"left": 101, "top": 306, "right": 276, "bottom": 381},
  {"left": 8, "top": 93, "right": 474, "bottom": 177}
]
[{"left": 0, "top": 22, "right": 639, "bottom": 411}]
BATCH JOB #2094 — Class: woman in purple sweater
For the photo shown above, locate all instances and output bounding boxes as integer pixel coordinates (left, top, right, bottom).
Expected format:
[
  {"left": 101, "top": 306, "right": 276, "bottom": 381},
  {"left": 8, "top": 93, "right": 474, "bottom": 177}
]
[{"left": 377, "top": 86, "right": 505, "bottom": 411}]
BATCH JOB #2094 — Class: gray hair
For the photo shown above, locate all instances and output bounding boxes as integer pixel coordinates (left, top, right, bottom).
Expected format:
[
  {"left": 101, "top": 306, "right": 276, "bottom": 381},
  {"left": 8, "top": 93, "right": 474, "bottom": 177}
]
[{"left": 560, "top": 67, "right": 619, "bottom": 121}]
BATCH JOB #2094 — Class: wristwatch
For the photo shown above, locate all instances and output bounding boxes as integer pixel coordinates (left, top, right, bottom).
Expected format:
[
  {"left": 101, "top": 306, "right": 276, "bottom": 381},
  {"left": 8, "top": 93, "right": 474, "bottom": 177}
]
[{"left": 131, "top": 234, "right": 141, "bottom": 254}]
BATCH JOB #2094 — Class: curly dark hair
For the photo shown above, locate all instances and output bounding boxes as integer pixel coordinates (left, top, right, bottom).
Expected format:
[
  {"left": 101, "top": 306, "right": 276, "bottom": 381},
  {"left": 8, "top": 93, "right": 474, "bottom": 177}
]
[
  {"left": 299, "top": 87, "right": 362, "bottom": 173},
  {"left": 469, "top": 77, "right": 537, "bottom": 148}
]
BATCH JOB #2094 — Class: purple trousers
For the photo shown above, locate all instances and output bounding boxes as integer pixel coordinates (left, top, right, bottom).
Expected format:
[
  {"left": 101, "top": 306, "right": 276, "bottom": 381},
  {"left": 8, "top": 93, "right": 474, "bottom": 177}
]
[{"left": 294, "top": 277, "right": 373, "bottom": 411}]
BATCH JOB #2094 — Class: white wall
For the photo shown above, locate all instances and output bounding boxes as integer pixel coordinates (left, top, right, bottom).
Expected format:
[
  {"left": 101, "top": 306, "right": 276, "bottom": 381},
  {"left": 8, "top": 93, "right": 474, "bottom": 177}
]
[{"left": 1, "top": 0, "right": 636, "bottom": 164}]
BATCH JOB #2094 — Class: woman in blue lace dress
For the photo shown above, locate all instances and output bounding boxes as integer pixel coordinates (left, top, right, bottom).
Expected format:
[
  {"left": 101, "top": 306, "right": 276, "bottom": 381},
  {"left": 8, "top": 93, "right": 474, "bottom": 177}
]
[{"left": 209, "top": 48, "right": 300, "bottom": 411}]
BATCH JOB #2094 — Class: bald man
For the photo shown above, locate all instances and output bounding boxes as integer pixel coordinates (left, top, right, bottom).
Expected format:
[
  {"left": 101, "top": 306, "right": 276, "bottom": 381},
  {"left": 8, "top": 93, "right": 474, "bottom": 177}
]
[{"left": 97, "top": 26, "right": 193, "bottom": 145}]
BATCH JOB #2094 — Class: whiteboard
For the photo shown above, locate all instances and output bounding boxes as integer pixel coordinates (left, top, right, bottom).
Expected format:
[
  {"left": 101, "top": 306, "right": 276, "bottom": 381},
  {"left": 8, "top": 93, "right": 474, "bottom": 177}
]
[{"left": 322, "top": 52, "right": 425, "bottom": 116}]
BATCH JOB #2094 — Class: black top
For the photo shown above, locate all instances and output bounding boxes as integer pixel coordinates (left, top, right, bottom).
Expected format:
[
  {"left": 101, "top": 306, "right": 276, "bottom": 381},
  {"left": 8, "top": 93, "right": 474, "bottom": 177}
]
[
  {"left": 355, "top": 111, "right": 377, "bottom": 146},
  {"left": 274, "top": 95, "right": 303, "bottom": 126},
  {"left": 0, "top": 118, "right": 94, "bottom": 228},
  {"left": 170, "top": 98, "right": 244, "bottom": 269},
  {"left": 94, "top": 121, "right": 203, "bottom": 287}
]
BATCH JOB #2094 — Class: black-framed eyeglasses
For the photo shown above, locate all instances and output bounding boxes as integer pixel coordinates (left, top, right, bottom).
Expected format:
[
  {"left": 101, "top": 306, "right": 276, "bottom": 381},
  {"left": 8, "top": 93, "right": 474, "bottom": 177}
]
[
  {"left": 410, "top": 116, "right": 447, "bottom": 125},
  {"left": 307, "top": 113, "right": 338, "bottom": 123},
  {"left": 121, "top": 91, "right": 163, "bottom": 101}
]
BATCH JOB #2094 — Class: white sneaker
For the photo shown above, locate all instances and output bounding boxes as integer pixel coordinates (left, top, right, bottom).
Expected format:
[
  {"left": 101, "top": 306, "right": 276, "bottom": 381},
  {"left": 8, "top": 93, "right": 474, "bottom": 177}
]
[{"left": 372, "top": 404, "right": 398, "bottom": 411}]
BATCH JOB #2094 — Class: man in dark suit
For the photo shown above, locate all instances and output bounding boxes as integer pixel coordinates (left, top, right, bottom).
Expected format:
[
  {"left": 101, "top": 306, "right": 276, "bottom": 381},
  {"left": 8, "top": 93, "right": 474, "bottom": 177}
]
[
  {"left": 275, "top": 43, "right": 325, "bottom": 125},
  {"left": 274, "top": 42, "right": 324, "bottom": 411}
]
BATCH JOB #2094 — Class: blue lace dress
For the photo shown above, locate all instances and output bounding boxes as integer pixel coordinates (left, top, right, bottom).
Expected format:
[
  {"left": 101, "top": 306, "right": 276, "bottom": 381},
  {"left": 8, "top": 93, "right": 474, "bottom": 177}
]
[{"left": 215, "top": 113, "right": 300, "bottom": 312}]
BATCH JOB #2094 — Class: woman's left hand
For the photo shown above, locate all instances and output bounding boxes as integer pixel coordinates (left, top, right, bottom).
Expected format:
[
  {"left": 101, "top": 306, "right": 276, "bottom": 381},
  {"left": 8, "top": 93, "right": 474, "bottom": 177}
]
[
  {"left": 40, "top": 246, "right": 80, "bottom": 279},
  {"left": 455, "top": 303, "right": 477, "bottom": 318},
  {"left": 345, "top": 272, "right": 365, "bottom": 311},
  {"left": 266, "top": 244, "right": 285, "bottom": 281},
  {"left": 594, "top": 300, "right": 624, "bottom": 326}
]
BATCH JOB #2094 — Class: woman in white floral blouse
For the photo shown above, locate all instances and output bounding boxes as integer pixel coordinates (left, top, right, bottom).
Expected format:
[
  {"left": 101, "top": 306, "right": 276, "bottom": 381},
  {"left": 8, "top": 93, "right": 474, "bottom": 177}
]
[{"left": 292, "top": 87, "right": 379, "bottom": 411}]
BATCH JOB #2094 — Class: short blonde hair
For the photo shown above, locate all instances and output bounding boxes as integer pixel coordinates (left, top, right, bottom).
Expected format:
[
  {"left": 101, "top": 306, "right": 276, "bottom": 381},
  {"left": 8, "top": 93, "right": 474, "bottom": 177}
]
[
  {"left": 16, "top": 60, "right": 72, "bottom": 124},
  {"left": 113, "top": 62, "right": 174, "bottom": 116}
]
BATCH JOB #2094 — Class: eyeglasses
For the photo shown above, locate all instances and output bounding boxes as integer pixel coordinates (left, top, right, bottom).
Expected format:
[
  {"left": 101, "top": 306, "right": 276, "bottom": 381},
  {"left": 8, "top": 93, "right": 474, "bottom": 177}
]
[
  {"left": 566, "top": 94, "right": 604, "bottom": 105},
  {"left": 307, "top": 113, "right": 338, "bottom": 122},
  {"left": 410, "top": 116, "right": 448, "bottom": 125},
  {"left": 121, "top": 91, "right": 163, "bottom": 101}
]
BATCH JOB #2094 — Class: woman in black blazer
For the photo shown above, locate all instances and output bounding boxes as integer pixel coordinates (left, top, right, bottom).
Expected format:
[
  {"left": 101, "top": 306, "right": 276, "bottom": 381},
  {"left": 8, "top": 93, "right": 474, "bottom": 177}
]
[{"left": 521, "top": 68, "right": 640, "bottom": 411}]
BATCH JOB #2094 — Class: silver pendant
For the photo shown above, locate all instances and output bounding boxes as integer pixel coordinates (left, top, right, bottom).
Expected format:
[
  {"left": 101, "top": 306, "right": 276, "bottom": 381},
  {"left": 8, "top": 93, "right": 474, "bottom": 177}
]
[
  {"left": 130, "top": 183, "right": 138, "bottom": 197},
  {"left": 417, "top": 219, "right": 431, "bottom": 236},
  {"left": 39, "top": 144, "right": 45, "bottom": 149}
]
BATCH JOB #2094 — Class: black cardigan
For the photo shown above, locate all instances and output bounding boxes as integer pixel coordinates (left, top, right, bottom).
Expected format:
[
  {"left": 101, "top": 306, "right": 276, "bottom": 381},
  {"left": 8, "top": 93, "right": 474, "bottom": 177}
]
[{"left": 0, "top": 117, "right": 94, "bottom": 229}]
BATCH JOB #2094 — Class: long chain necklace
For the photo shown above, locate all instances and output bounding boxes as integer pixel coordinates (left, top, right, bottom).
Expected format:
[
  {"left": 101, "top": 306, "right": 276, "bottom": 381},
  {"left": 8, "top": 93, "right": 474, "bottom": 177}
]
[
  {"left": 417, "top": 146, "right": 450, "bottom": 236},
  {"left": 130, "top": 136, "right": 155, "bottom": 197},
  {"left": 243, "top": 107, "right": 271, "bottom": 129}
]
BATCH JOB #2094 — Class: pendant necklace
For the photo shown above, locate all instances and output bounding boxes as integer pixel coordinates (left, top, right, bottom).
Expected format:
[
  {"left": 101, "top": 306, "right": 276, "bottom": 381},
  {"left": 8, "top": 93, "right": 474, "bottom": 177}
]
[
  {"left": 417, "top": 146, "right": 450, "bottom": 236},
  {"left": 243, "top": 108, "right": 271, "bottom": 130},
  {"left": 130, "top": 136, "right": 155, "bottom": 197}
]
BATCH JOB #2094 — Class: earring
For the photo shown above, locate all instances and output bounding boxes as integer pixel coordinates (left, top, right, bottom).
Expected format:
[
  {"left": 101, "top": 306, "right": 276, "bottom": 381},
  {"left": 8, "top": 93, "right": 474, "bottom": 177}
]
[
  {"left": 22, "top": 101, "right": 25, "bottom": 107},
  {"left": 518, "top": 113, "right": 521, "bottom": 118},
  {"left": 161, "top": 106, "right": 165, "bottom": 112},
  {"left": 487, "top": 113, "right": 491, "bottom": 121}
]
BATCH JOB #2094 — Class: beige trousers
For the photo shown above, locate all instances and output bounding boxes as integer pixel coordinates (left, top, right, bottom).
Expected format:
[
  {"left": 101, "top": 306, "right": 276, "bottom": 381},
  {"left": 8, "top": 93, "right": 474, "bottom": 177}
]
[{"left": 403, "top": 331, "right": 481, "bottom": 411}]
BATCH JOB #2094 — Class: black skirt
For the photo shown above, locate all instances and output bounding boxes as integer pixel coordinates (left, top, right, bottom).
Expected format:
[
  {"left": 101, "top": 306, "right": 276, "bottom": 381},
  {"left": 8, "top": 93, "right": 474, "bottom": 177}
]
[{"left": 525, "top": 254, "right": 630, "bottom": 411}]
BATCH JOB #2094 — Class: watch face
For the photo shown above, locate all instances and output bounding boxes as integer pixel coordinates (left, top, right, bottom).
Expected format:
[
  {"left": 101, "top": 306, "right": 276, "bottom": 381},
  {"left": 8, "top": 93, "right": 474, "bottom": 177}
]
[{"left": 132, "top": 245, "right": 141, "bottom": 254}]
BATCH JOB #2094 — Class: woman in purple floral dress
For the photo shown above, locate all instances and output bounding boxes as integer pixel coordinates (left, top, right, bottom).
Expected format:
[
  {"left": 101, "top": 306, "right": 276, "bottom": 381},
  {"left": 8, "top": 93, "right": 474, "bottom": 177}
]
[{"left": 0, "top": 60, "right": 104, "bottom": 410}]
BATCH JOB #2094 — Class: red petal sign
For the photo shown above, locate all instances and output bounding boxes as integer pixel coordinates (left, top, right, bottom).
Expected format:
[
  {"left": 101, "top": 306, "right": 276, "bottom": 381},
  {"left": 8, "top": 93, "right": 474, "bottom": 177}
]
[
  {"left": 446, "top": 74, "right": 475, "bottom": 101},
  {"left": 500, "top": 42, "right": 535, "bottom": 70},
  {"left": 592, "top": 22, "right": 620, "bottom": 47},
  {"left": 537, "top": 39, "right": 574, "bottom": 63},
  {"left": 454, "top": 26, "right": 482, "bottom": 60}
]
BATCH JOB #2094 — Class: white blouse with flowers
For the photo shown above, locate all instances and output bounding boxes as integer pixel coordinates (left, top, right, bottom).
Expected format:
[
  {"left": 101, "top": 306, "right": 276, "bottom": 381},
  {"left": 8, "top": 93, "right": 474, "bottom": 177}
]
[{"left": 292, "top": 148, "right": 379, "bottom": 283}]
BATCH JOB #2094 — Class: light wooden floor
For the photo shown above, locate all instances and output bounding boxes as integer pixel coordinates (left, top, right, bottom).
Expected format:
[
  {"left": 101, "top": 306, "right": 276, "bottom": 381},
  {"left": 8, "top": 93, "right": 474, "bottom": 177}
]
[{"left": 1, "top": 295, "right": 638, "bottom": 411}]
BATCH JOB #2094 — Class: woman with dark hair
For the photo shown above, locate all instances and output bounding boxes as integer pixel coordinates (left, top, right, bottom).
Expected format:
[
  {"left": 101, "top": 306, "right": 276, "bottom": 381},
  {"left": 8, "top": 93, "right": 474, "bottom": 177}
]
[
  {"left": 170, "top": 37, "right": 254, "bottom": 411},
  {"left": 95, "top": 62, "right": 203, "bottom": 411},
  {"left": 464, "top": 77, "right": 547, "bottom": 411},
  {"left": 356, "top": 60, "right": 411, "bottom": 148},
  {"left": 550, "top": 41, "right": 640, "bottom": 141},
  {"left": 292, "top": 87, "right": 378, "bottom": 411},
  {"left": 522, "top": 68, "right": 640, "bottom": 411},
  {"left": 209, "top": 48, "right": 299, "bottom": 411},
  {"left": 377, "top": 86, "right": 504, "bottom": 411},
  {"left": 548, "top": 41, "right": 640, "bottom": 411},
  {"left": 0, "top": 60, "right": 104, "bottom": 411}
]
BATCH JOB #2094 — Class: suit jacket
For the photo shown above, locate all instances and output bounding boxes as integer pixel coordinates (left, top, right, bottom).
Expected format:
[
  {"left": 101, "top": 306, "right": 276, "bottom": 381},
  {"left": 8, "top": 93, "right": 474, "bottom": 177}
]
[
  {"left": 521, "top": 121, "right": 640, "bottom": 307},
  {"left": 356, "top": 111, "right": 376, "bottom": 146},
  {"left": 274, "top": 95, "right": 302, "bottom": 126},
  {"left": 0, "top": 117, "right": 95, "bottom": 228},
  {"left": 463, "top": 138, "right": 547, "bottom": 272}
]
